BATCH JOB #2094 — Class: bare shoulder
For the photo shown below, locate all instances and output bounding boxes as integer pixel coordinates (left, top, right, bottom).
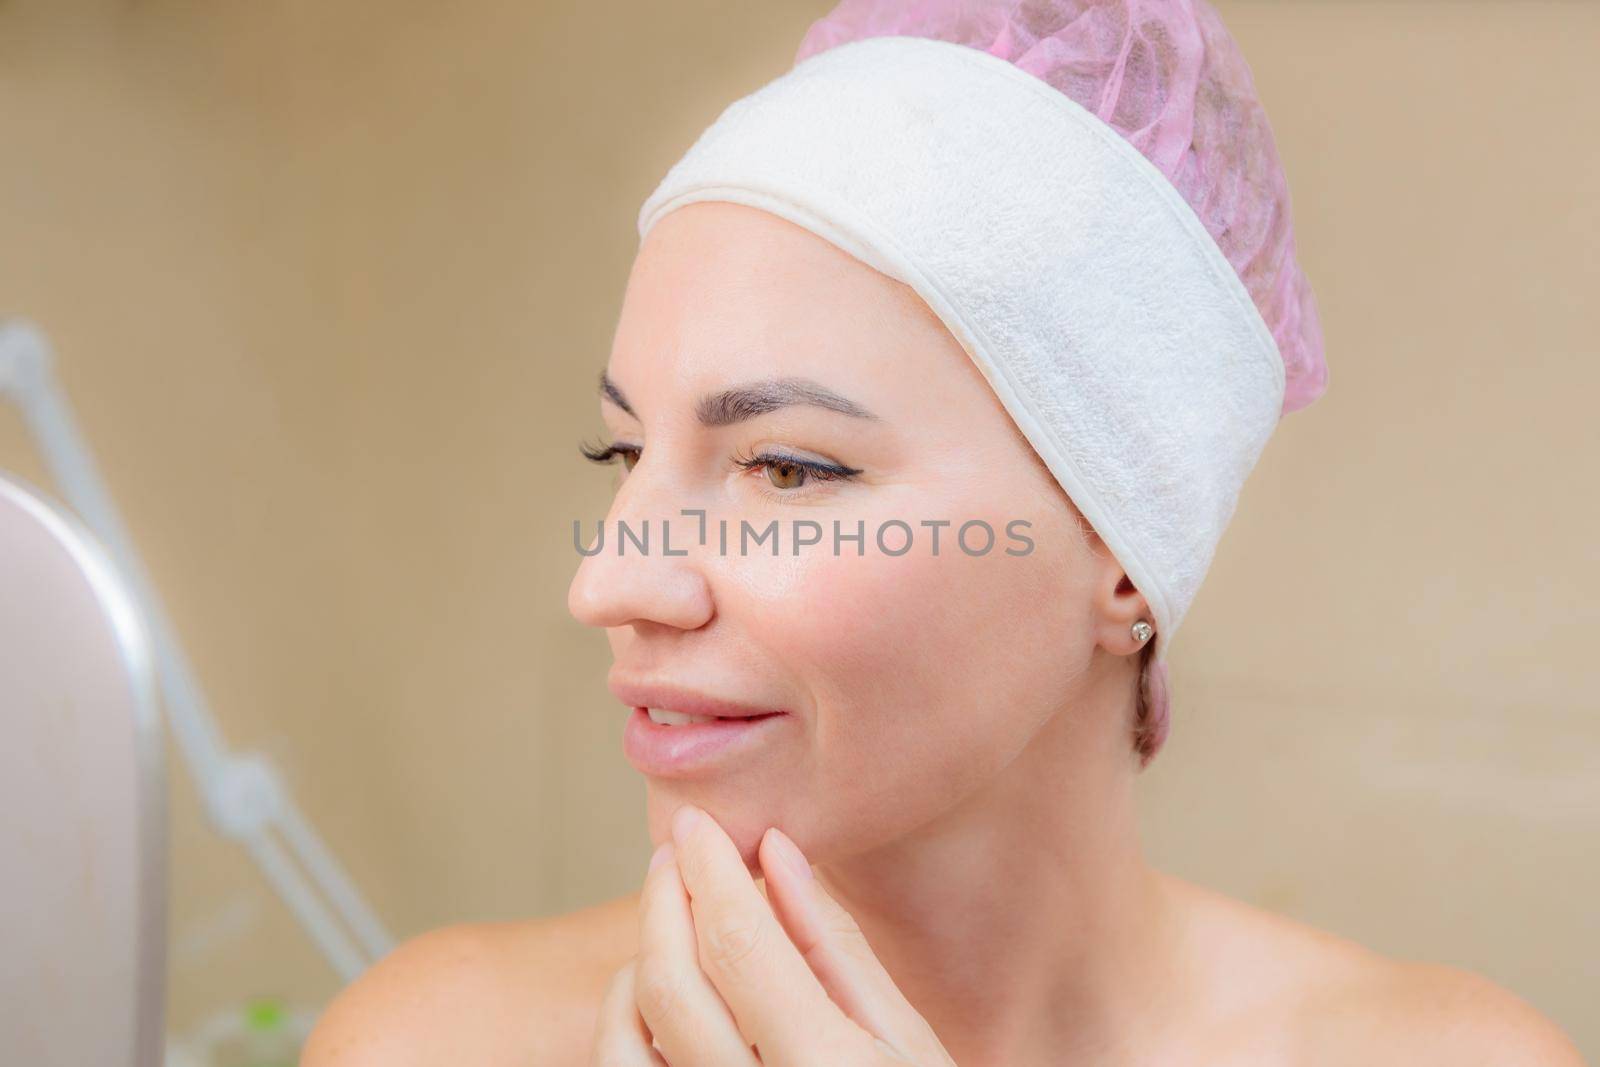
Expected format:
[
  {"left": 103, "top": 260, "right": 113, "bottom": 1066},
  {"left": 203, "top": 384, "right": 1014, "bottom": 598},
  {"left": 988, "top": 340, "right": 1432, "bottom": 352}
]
[
  {"left": 299, "top": 891, "right": 641, "bottom": 1067},
  {"left": 1165, "top": 876, "right": 1586, "bottom": 1066},
  {"left": 1305, "top": 955, "right": 1588, "bottom": 1066}
]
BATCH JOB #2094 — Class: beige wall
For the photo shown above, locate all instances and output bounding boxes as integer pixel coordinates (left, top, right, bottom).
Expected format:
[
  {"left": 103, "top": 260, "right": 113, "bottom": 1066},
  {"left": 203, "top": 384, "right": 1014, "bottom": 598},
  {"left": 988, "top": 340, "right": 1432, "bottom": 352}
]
[{"left": 2, "top": 0, "right": 1595, "bottom": 1054}]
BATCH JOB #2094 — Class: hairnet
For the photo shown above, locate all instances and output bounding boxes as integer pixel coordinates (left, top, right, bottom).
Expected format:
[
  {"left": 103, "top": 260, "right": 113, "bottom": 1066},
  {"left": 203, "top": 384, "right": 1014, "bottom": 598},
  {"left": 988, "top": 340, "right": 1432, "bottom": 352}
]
[{"left": 795, "top": 0, "right": 1328, "bottom": 415}]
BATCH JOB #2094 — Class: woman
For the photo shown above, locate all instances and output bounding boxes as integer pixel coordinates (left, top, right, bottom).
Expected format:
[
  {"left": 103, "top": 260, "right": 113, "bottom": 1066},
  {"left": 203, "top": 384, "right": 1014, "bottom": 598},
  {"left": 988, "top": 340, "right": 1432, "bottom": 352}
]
[{"left": 303, "top": 2, "right": 1585, "bottom": 1064}]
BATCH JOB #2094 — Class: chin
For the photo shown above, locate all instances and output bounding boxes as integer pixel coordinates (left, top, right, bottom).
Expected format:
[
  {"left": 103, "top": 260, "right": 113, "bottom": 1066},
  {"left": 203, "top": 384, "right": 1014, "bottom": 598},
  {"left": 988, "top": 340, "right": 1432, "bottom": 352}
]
[{"left": 644, "top": 781, "right": 775, "bottom": 872}]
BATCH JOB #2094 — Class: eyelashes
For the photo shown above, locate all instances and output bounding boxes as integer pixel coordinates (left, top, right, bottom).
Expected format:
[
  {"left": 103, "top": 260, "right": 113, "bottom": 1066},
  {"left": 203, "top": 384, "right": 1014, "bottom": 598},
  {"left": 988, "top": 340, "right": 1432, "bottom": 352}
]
[
  {"left": 578, "top": 438, "right": 640, "bottom": 471},
  {"left": 578, "top": 438, "right": 861, "bottom": 491},
  {"left": 729, "top": 446, "right": 861, "bottom": 489}
]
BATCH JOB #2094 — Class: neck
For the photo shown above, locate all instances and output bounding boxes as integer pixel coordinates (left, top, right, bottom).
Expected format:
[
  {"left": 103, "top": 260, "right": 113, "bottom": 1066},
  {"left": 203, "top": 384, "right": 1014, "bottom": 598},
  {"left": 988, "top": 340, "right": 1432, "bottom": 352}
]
[{"left": 812, "top": 701, "right": 1182, "bottom": 1066}]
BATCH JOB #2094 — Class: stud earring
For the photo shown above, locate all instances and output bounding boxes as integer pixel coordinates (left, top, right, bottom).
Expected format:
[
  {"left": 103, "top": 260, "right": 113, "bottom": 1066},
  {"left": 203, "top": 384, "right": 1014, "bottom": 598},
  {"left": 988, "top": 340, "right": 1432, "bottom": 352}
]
[{"left": 1131, "top": 619, "right": 1154, "bottom": 644}]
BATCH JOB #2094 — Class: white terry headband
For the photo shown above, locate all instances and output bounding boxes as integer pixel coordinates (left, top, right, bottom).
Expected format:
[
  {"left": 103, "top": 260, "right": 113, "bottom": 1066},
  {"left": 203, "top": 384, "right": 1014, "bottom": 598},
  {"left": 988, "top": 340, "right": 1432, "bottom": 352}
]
[{"left": 637, "top": 35, "right": 1287, "bottom": 666}]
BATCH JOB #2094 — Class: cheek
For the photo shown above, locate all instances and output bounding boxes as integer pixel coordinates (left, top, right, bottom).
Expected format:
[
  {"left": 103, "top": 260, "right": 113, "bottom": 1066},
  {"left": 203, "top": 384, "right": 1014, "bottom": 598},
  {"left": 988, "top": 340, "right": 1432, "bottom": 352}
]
[{"left": 722, "top": 504, "right": 1091, "bottom": 852}]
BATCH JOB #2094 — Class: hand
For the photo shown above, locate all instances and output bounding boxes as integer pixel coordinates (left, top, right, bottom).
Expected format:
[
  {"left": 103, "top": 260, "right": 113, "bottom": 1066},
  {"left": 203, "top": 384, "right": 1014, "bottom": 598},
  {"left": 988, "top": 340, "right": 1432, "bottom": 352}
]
[{"left": 590, "top": 804, "right": 958, "bottom": 1066}]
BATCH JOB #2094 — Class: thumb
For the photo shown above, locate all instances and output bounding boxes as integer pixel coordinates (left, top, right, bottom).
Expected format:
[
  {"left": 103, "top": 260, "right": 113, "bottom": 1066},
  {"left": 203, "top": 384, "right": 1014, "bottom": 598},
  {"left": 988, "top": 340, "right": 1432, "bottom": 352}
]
[{"left": 757, "top": 827, "right": 951, "bottom": 1064}]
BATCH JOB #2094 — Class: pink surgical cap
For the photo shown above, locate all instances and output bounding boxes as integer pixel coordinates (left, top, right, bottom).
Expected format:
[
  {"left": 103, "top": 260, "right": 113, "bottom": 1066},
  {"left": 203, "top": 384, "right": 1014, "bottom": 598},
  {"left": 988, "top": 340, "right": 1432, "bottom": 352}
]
[
  {"left": 796, "top": 0, "right": 1329, "bottom": 416},
  {"left": 792, "top": 0, "right": 1329, "bottom": 765}
]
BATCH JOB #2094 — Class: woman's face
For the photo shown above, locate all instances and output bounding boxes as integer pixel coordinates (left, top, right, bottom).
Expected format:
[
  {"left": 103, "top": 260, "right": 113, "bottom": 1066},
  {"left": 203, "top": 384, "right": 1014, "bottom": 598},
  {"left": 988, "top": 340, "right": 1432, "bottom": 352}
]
[{"left": 569, "top": 202, "right": 1143, "bottom": 865}]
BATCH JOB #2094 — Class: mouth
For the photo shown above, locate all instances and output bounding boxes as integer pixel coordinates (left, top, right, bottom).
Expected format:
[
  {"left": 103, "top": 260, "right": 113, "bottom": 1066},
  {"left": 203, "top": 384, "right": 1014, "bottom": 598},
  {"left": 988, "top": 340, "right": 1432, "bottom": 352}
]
[
  {"left": 644, "top": 706, "right": 787, "bottom": 726},
  {"left": 622, "top": 706, "right": 789, "bottom": 777},
  {"left": 610, "top": 680, "right": 792, "bottom": 777},
  {"left": 608, "top": 678, "right": 789, "bottom": 721}
]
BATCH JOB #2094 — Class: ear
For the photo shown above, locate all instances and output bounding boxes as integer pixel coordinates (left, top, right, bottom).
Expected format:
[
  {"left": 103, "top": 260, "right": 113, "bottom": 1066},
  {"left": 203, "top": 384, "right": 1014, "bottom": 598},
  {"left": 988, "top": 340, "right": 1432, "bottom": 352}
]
[
  {"left": 1069, "top": 504, "right": 1156, "bottom": 656},
  {"left": 1091, "top": 567, "right": 1155, "bottom": 657}
]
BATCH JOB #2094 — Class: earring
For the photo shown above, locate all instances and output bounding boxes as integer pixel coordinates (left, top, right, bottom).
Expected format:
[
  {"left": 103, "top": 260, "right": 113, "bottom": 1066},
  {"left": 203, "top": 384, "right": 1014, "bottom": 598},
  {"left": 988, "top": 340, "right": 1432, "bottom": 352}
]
[{"left": 1131, "top": 619, "right": 1154, "bottom": 644}]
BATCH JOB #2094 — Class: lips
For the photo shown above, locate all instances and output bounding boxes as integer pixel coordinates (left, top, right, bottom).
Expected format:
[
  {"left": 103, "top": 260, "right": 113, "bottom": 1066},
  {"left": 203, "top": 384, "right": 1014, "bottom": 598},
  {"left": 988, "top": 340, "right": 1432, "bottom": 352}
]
[
  {"left": 646, "top": 706, "right": 786, "bottom": 726},
  {"left": 608, "top": 679, "right": 788, "bottom": 721},
  {"left": 622, "top": 707, "right": 788, "bottom": 777},
  {"left": 610, "top": 678, "right": 791, "bottom": 777}
]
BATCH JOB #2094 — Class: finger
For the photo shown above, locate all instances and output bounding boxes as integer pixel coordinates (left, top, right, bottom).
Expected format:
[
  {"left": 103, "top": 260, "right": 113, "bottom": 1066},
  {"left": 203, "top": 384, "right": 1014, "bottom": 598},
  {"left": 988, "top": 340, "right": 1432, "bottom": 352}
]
[
  {"left": 759, "top": 827, "right": 954, "bottom": 1064},
  {"left": 590, "top": 958, "right": 669, "bottom": 1067},
  {"left": 669, "top": 805, "right": 870, "bottom": 1062},
  {"left": 635, "top": 841, "right": 762, "bottom": 1066}
]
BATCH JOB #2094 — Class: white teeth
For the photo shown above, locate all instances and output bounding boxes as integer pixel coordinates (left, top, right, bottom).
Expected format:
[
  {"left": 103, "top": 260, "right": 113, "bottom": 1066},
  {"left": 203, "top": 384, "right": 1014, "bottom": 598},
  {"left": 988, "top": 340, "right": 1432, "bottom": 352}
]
[{"left": 647, "top": 707, "right": 717, "bottom": 726}]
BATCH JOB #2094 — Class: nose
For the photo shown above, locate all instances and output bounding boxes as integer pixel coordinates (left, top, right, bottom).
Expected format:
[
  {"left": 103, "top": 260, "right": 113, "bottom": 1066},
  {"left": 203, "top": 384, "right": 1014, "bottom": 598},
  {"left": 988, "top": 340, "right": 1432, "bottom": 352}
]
[{"left": 567, "top": 464, "right": 715, "bottom": 633}]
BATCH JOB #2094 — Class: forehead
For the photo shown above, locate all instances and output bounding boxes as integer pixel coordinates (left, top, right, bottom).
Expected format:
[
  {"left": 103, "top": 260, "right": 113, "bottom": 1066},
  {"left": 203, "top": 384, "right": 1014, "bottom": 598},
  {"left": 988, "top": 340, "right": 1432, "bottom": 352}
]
[{"left": 609, "top": 201, "right": 952, "bottom": 394}]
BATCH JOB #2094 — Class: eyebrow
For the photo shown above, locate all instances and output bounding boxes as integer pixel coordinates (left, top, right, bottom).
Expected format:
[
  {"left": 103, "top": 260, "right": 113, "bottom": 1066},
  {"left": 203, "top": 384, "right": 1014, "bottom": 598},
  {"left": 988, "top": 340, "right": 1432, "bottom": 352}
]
[{"left": 598, "top": 372, "right": 878, "bottom": 426}]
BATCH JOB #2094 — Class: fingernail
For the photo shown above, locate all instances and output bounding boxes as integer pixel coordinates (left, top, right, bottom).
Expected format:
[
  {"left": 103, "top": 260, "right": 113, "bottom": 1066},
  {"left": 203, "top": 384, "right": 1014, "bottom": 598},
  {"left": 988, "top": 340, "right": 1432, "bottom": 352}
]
[
  {"left": 766, "top": 826, "right": 813, "bottom": 882},
  {"left": 670, "top": 804, "right": 703, "bottom": 845},
  {"left": 647, "top": 841, "right": 674, "bottom": 874}
]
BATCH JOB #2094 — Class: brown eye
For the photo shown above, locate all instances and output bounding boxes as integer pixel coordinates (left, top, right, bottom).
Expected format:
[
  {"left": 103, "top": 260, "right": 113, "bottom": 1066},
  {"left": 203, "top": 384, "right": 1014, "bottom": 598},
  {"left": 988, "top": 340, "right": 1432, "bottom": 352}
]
[
  {"left": 765, "top": 460, "right": 805, "bottom": 490},
  {"left": 619, "top": 447, "right": 641, "bottom": 471},
  {"left": 731, "top": 449, "right": 861, "bottom": 491}
]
